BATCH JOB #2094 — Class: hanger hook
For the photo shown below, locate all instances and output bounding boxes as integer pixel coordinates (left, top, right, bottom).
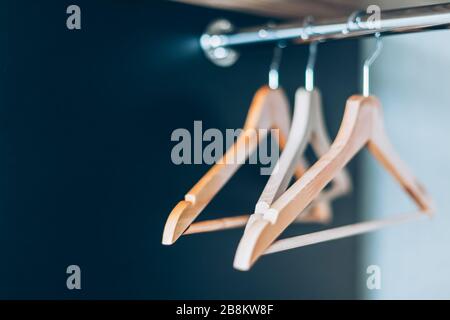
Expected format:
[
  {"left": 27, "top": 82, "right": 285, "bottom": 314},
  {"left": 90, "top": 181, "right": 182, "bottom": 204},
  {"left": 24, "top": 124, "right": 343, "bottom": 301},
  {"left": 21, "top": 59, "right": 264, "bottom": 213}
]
[
  {"left": 363, "top": 32, "right": 383, "bottom": 97},
  {"left": 300, "top": 16, "right": 318, "bottom": 92},
  {"left": 269, "top": 42, "right": 286, "bottom": 90},
  {"left": 305, "top": 42, "right": 318, "bottom": 92},
  {"left": 343, "top": 10, "right": 363, "bottom": 35}
]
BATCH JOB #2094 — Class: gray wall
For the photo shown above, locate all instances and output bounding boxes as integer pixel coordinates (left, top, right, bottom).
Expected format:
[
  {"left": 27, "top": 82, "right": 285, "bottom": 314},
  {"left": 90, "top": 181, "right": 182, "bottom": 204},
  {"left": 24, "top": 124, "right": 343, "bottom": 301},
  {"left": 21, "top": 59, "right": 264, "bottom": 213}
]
[{"left": 360, "top": 30, "right": 450, "bottom": 299}]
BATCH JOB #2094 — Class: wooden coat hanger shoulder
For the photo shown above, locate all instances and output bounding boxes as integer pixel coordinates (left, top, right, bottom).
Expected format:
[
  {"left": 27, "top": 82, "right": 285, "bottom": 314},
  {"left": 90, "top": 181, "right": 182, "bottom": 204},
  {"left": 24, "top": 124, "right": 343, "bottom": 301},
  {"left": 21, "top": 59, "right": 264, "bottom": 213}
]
[
  {"left": 162, "top": 85, "right": 328, "bottom": 245},
  {"left": 252, "top": 87, "right": 351, "bottom": 225},
  {"left": 234, "top": 95, "right": 434, "bottom": 271}
]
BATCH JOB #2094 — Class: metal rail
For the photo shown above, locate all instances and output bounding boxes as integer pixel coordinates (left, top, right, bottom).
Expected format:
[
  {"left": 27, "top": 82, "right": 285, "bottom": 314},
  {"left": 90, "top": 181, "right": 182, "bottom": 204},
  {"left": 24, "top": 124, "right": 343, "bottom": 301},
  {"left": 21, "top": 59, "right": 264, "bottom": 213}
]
[{"left": 200, "top": 3, "right": 450, "bottom": 66}]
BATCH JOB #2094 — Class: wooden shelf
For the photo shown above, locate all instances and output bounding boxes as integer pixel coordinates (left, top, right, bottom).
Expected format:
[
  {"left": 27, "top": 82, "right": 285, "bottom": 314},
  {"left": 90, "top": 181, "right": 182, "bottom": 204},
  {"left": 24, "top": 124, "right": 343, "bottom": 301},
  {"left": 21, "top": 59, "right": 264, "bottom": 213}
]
[{"left": 174, "top": 0, "right": 448, "bottom": 19}]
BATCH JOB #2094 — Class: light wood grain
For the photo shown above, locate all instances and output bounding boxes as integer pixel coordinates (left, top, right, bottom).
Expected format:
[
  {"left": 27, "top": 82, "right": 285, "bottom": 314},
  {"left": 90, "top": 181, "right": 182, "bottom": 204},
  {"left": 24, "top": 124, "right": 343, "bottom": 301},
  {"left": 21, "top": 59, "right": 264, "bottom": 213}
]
[
  {"left": 254, "top": 88, "right": 351, "bottom": 225},
  {"left": 234, "top": 95, "right": 434, "bottom": 271},
  {"left": 174, "top": 1, "right": 447, "bottom": 19},
  {"left": 162, "top": 86, "right": 331, "bottom": 245},
  {"left": 184, "top": 203, "right": 331, "bottom": 235},
  {"left": 264, "top": 212, "right": 428, "bottom": 254},
  {"left": 175, "top": 0, "right": 359, "bottom": 19}
]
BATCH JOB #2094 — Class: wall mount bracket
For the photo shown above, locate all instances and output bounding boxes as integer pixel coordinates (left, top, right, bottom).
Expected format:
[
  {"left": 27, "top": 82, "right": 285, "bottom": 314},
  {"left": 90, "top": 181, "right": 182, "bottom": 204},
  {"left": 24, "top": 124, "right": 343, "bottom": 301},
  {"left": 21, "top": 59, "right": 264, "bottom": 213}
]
[{"left": 200, "top": 19, "right": 239, "bottom": 67}]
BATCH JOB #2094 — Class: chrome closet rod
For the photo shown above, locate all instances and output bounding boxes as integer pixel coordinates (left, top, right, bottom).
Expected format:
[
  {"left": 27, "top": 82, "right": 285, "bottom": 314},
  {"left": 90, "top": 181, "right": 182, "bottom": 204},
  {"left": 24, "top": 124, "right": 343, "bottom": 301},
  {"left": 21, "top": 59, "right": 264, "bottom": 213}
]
[{"left": 201, "top": 3, "right": 450, "bottom": 66}]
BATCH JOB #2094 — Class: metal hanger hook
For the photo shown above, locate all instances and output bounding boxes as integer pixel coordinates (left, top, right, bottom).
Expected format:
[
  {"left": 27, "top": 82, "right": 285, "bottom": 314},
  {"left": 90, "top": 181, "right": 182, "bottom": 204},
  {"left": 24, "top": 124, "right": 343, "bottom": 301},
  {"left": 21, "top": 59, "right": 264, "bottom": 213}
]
[
  {"left": 363, "top": 32, "right": 383, "bottom": 97},
  {"left": 269, "top": 42, "right": 286, "bottom": 90},
  {"left": 343, "top": 10, "right": 364, "bottom": 35},
  {"left": 305, "top": 42, "right": 318, "bottom": 92}
]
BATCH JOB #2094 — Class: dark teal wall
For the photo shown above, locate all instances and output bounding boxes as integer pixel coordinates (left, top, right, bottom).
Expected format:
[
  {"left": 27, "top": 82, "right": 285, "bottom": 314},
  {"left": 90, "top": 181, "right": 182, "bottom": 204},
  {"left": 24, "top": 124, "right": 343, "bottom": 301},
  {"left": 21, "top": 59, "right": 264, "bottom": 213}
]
[{"left": 0, "top": 0, "right": 360, "bottom": 299}]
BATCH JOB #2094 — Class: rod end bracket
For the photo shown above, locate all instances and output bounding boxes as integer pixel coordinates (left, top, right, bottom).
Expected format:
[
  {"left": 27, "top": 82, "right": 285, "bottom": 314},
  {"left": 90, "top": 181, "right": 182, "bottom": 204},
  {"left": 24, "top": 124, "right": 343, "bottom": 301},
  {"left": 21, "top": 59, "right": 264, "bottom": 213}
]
[{"left": 200, "top": 19, "right": 239, "bottom": 67}]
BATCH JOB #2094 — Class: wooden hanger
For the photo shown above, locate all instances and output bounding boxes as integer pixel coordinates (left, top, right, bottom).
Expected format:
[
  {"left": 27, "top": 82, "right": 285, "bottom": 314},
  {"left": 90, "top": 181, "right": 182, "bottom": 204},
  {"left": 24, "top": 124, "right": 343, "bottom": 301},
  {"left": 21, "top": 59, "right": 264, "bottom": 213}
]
[
  {"left": 250, "top": 87, "right": 351, "bottom": 227},
  {"left": 162, "top": 85, "right": 331, "bottom": 245},
  {"left": 234, "top": 95, "right": 434, "bottom": 271}
]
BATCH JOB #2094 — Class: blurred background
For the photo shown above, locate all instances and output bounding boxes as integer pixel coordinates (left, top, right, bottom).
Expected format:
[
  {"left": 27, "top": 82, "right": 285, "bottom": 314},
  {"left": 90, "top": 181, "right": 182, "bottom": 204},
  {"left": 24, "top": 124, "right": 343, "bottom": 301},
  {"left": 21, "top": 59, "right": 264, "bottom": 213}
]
[
  {"left": 359, "top": 30, "right": 450, "bottom": 299},
  {"left": 0, "top": 0, "right": 448, "bottom": 299}
]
